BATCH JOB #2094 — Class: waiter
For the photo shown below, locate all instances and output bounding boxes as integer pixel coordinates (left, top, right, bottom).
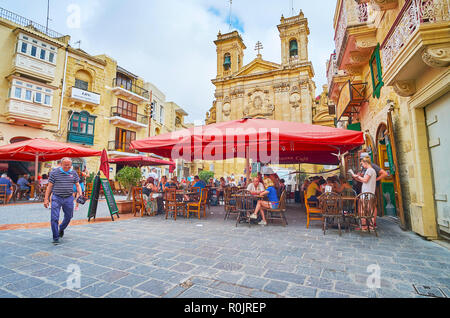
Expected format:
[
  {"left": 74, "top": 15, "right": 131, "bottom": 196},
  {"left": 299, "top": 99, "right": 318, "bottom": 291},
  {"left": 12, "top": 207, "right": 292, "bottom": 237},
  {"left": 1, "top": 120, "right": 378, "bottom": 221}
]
[{"left": 44, "top": 157, "right": 82, "bottom": 245}]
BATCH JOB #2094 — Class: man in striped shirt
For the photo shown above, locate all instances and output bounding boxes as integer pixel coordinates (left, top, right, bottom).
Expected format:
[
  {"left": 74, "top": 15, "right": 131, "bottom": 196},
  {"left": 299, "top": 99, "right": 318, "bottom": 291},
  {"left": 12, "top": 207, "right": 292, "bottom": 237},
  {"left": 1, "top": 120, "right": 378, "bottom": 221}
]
[{"left": 44, "top": 158, "right": 82, "bottom": 245}]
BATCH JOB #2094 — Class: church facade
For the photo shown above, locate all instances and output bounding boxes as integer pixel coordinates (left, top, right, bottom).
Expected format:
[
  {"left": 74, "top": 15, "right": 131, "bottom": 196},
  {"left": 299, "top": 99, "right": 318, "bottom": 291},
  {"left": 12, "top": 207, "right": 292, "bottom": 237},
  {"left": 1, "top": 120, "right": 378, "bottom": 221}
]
[{"left": 205, "top": 10, "right": 334, "bottom": 177}]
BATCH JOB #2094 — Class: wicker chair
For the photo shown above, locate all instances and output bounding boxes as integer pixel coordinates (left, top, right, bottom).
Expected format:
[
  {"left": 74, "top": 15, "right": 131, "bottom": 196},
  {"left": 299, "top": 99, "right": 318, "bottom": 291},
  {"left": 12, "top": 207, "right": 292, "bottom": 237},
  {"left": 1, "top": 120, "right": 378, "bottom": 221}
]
[
  {"left": 319, "top": 192, "right": 343, "bottom": 236},
  {"left": 265, "top": 190, "right": 288, "bottom": 226},
  {"left": 355, "top": 192, "right": 378, "bottom": 236}
]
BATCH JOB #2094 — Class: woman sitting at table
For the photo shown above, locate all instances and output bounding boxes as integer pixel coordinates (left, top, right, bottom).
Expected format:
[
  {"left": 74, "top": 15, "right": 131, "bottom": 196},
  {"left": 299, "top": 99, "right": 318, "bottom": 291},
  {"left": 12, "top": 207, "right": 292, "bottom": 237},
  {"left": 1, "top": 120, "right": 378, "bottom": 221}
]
[
  {"left": 143, "top": 177, "right": 158, "bottom": 214},
  {"left": 249, "top": 178, "right": 279, "bottom": 226},
  {"left": 166, "top": 176, "right": 178, "bottom": 189}
]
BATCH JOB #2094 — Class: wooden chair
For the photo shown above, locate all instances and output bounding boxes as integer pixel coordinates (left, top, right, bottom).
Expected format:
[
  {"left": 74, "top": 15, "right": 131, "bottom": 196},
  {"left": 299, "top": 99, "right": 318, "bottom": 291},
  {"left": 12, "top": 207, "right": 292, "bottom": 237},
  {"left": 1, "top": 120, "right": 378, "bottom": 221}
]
[
  {"left": 34, "top": 183, "right": 47, "bottom": 202},
  {"left": 165, "top": 188, "right": 185, "bottom": 221},
  {"left": 11, "top": 184, "right": 19, "bottom": 203},
  {"left": 235, "top": 190, "right": 253, "bottom": 227},
  {"left": 224, "top": 187, "right": 237, "bottom": 220},
  {"left": 0, "top": 185, "right": 7, "bottom": 205},
  {"left": 187, "top": 188, "right": 208, "bottom": 219},
  {"left": 266, "top": 190, "right": 288, "bottom": 227},
  {"left": 109, "top": 180, "right": 117, "bottom": 194},
  {"left": 304, "top": 191, "right": 322, "bottom": 228},
  {"left": 355, "top": 192, "right": 378, "bottom": 237},
  {"left": 341, "top": 188, "right": 357, "bottom": 228},
  {"left": 132, "top": 187, "right": 147, "bottom": 217},
  {"left": 319, "top": 192, "right": 343, "bottom": 236}
]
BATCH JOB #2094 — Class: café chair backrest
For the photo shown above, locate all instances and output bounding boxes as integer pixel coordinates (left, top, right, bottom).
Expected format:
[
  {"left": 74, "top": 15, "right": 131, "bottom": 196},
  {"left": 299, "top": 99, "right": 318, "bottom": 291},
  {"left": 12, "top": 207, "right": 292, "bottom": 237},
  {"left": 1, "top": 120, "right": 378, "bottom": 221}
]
[{"left": 319, "top": 192, "right": 342, "bottom": 216}]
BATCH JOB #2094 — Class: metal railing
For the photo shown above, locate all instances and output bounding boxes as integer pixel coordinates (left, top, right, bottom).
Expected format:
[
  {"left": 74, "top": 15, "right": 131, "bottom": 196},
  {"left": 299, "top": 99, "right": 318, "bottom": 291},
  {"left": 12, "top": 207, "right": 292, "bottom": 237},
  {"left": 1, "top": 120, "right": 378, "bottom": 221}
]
[
  {"left": 108, "top": 141, "right": 139, "bottom": 154},
  {"left": 112, "top": 78, "right": 150, "bottom": 99},
  {"left": 0, "top": 7, "right": 64, "bottom": 39},
  {"left": 110, "top": 107, "right": 148, "bottom": 125}
]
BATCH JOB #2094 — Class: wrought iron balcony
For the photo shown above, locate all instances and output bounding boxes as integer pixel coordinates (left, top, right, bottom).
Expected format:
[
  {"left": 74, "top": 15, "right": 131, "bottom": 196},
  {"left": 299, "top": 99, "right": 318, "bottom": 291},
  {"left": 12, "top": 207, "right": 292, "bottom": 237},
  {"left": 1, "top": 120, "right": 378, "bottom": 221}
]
[
  {"left": 108, "top": 141, "right": 139, "bottom": 154},
  {"left": 112, "top": 78, "right": 150, "bottom": 101},
  {"left": 110, "top": 107, "right": 148, "bottom": 128}
]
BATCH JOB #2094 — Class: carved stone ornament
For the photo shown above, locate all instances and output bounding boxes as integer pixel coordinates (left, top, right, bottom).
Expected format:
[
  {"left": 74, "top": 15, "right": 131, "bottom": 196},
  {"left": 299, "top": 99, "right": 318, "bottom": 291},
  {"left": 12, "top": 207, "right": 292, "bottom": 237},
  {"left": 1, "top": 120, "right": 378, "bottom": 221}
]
[
  {"left": 421, "top": 46, "right": 450, "bottom": 68},
  {"left": 289, "top": 92, "right": 301, "bottom": 108},
  {"left": 222, "top": 102, "right": 231, "bottom": 117},
  {"left": 274, "top": 82, "right": 290, "bottom": 93},
  {"left": 393, "top": 80, "right": 416, "bottom": 97},
  {"left": 243, "top": 89, "right": 274, "bottom": 118}
]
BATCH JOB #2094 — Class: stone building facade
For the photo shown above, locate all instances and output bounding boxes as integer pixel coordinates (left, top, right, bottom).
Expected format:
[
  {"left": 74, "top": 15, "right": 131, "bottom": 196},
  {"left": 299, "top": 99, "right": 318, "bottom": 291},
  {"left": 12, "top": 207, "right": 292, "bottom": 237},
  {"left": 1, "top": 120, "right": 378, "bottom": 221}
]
[{"left": 205, "top": 11, "right": 333, "bottom": 177}]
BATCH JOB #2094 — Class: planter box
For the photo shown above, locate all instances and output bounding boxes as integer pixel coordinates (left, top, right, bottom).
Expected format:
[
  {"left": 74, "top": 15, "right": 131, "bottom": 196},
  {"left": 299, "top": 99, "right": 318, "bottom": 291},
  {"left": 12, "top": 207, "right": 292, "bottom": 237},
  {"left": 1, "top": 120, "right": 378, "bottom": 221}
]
[{"left": 116, "top": 200, "right": 133, "bottom": 214}]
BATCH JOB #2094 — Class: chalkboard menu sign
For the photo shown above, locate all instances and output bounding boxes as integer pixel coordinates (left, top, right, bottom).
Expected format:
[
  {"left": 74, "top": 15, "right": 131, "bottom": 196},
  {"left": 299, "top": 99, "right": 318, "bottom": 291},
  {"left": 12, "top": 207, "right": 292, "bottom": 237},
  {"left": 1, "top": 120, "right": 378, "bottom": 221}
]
[
  {"left": 87, "top": 174, "right": 119, "bottom": 222},
  {"left": 100, "top": 178, "right": 119, "bottom": 220}
]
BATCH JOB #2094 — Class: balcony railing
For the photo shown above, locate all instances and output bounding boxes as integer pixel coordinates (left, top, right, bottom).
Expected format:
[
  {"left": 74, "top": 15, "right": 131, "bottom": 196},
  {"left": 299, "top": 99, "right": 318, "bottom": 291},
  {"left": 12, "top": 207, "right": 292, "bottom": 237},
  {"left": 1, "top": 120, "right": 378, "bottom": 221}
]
[
  {"left": 108, "top": 141, "right": 139, "bottom": 154},
  {"left": 334, "top": 1, "right": 375, "bottom": 62},
  {"left": 381, "top": 0, "right": 450, "bottom": 69},
  {"left": 110, "top": 107, "right": 148, "bottom": 125},
  {"left": 0, "top": 7, "right": 64, "bottom": 39},
  {"left": 112, "top": 78, "right": 149, "bottom": 100}
]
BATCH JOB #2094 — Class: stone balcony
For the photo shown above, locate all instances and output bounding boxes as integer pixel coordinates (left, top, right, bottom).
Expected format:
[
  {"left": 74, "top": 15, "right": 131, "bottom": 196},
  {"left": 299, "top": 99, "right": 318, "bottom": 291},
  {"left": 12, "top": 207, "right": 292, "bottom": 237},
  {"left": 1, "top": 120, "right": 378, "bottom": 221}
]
[
  {"left": 380, "top": 0, "right": 450, "bottom": 96},
  {"left": 326, "top": 53, "right": 351, "bottom": 104},
  {"left": 334, "top": 0, "right": 378, "bottom": 69}
]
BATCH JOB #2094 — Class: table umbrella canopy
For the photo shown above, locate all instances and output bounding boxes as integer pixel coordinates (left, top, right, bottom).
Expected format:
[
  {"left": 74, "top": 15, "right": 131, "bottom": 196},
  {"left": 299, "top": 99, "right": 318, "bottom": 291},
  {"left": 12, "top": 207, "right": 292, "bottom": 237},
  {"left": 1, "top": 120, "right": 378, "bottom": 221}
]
[
  {"left": 109, "top": 156, "right": 176, "bottom": 173},
  {"left": 0, "top": 138, "right": 102, "bottom": 181},
  {"left": 131, "top": 118, "right": 364, "bottom": 165},
  {"left": 0, "top": 138, "right": 102, "bottom": 162}
]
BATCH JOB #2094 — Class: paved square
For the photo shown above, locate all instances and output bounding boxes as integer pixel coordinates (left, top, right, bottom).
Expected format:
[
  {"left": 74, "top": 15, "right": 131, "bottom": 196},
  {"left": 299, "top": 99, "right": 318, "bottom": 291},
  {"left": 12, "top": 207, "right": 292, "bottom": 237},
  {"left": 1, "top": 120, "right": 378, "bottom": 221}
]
[{"left": 0, "top": 202, "right": 449, "bottom": 298}]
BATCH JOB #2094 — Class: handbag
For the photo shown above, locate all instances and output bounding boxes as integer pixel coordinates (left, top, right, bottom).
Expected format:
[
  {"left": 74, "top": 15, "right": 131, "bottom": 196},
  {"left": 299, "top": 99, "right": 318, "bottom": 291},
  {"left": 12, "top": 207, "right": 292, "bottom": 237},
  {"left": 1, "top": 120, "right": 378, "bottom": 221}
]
[{"left": 76, "top": 195, "right": 88, "bottom": 205}]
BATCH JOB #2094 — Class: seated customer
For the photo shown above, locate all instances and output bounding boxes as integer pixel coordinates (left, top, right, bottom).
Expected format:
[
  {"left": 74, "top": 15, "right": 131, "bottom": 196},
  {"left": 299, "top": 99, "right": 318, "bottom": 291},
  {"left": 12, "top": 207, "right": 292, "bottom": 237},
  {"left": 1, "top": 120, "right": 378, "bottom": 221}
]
[
  {"left": 249, "top": 178, "right": 279, "bottom": 226},
  {"left": 306, "top": 177, "right": 321, "bottom": 204},
  {"left": 246, "top": 177, "right": 265, "bottom": 195},
  {"left": 0, "top": 173, "right": 13, "bottom": 204},
  {"left": 184, "top": 176, "right": 205, "bottom": 201},
  {"left": 335, "top": 176, "right": 353, "bottom": 194},
  {"left": 17, "top": 174, "right": 31, "bottom": 199}
]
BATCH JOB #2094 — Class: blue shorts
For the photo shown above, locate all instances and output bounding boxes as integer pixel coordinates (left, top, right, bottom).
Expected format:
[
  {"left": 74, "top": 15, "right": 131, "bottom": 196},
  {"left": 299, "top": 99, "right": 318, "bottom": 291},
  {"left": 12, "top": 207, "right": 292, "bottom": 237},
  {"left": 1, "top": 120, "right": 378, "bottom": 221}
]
[
  {"left": 73, "top": 183, "right": 85, "bottom": 193},
  {"left": 270, "top": 202, "right": 279, "bottom": 209}
]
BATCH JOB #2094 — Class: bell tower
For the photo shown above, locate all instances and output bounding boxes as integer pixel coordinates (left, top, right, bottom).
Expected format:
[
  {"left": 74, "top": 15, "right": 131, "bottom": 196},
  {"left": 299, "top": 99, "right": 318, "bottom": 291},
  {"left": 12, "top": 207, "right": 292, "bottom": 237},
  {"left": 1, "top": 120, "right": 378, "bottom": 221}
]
[
  {"left": 278, "top": 10, "right": 310, "bottom": 66},
  {"left": 214, "top": 30, "right": 246, "bottom": 78}
]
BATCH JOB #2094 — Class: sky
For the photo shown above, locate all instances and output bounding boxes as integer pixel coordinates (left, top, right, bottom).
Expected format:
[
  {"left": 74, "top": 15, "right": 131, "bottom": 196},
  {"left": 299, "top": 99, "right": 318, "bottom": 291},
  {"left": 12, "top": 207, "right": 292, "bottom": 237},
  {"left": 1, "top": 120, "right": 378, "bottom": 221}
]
[{"left": 0, "top": 0, "right": 337, "bottom": 123}]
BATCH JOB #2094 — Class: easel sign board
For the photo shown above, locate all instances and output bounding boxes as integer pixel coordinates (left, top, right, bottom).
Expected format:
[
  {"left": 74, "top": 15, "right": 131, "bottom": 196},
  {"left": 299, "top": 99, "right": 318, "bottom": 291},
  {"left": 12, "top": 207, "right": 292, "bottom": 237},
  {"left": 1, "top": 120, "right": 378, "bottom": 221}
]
[{"left": 87, "top": 175, "right": 119, "bottom": 222}]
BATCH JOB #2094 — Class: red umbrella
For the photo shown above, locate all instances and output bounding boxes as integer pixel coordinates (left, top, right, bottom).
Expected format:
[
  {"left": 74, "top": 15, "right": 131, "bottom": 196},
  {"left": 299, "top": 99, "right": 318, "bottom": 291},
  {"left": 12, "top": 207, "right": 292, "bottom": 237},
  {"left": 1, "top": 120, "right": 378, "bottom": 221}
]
[
  {"left": 0, "top": 138, "right": 102, "bottom": 180},
  {"left": 131, "top": 118, "right": 364, "bottom": 165},
  {"left": 109, "top": 156, "right": 176, "bottom": 173},
  {"left": 99, "top": 149, "right": 110, "bottom": 179}
]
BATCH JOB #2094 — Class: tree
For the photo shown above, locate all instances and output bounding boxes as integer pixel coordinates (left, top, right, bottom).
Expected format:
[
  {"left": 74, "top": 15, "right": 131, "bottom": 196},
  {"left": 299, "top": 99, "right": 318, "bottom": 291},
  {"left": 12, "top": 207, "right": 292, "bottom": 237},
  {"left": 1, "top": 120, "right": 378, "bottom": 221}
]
[
  {"left": 116, "top": 166, "right": 142, "bottom": 200},
  {"left": 199, "top": 170, "right": 214, "bottom": 183}
]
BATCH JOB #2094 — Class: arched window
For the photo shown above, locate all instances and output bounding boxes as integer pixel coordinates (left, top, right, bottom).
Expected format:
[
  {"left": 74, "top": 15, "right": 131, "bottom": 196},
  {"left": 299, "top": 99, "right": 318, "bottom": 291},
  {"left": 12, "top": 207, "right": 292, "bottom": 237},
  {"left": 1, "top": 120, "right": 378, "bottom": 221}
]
[
  {"left": 68, "top": 111, "right": 96, "bottom": 145},
  {"left": 289, "top": 39, "right": 298, "bottom": 57},
  {"left": 74, "top": 70, "right": 92, "bottom": 91},
  {"left": 223, "top": 53, "right": 231, "bottom": 71}
]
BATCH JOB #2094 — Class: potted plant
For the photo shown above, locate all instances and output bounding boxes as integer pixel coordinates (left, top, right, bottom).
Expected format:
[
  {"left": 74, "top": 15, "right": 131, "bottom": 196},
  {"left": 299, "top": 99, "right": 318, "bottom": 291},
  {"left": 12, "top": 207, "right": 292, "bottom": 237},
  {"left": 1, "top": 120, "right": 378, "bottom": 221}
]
[{"left": 115, "top": 166, "right": 142, "bottom": 214}]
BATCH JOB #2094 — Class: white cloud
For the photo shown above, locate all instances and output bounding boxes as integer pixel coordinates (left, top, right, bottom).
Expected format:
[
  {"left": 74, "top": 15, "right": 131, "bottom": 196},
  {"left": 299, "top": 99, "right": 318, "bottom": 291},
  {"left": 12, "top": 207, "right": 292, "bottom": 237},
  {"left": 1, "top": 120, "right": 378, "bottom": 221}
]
[{"left": 1, "top": 0, "right": 337, "bottom": 122}]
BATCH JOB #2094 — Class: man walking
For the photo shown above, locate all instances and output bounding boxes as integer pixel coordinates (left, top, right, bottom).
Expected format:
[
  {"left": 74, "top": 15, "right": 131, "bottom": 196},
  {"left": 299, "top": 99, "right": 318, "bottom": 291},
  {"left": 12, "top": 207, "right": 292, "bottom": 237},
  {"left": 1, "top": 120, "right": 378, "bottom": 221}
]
[{"left": 44, "top": 158, "right": 81, "bottom": 245}]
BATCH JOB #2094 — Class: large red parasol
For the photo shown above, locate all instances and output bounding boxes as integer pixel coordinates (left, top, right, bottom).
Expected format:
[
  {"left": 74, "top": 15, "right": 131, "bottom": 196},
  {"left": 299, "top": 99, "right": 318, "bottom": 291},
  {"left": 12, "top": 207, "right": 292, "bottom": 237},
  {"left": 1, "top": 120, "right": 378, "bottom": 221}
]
[
  {"left": 0, "top": 138, "right": 102, "bottom": 180},
  {"left": 109, "top": 156, "right": 176, "bottom": 173},
  {"left": 131, "top": 118, "right": 364, "bottom": 165}
]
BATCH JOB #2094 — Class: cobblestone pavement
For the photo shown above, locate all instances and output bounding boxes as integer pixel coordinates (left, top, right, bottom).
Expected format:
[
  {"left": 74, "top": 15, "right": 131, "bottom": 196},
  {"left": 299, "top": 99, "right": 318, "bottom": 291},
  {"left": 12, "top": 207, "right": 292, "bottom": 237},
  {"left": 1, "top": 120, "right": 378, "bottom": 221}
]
[{"left": 0, "top": 203, "right": 449, "bottom": 298}]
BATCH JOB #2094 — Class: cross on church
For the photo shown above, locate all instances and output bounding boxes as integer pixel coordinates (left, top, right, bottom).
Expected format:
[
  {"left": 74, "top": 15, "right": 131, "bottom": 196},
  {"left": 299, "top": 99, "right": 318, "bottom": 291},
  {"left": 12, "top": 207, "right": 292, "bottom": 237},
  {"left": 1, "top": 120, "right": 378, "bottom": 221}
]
[{"left": 255, "top": 41, "right": 263, "bottom": 55}]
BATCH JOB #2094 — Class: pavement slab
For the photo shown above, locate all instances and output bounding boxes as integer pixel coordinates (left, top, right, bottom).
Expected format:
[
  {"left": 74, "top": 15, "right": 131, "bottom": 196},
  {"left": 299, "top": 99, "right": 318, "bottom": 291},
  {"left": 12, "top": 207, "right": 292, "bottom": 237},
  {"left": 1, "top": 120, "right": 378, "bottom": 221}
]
[{"left": 0, "top": 202, "right": 449, "bottom": 298}]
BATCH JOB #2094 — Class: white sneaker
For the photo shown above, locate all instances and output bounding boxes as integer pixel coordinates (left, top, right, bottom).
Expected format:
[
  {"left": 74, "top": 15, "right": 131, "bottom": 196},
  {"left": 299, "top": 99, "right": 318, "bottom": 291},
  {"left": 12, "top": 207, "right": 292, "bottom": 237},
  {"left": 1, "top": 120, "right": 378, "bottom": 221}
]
[
  {"left": 249, "top": 214, "right": 257, "bottom": 219},
  {"left": 258, "top": 220, "right": 267, "bottom": 226}
]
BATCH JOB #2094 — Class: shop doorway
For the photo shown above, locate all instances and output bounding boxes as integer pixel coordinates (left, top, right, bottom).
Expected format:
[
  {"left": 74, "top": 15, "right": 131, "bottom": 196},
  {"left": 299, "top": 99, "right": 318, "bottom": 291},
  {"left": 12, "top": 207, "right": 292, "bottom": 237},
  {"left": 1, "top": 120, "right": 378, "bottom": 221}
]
[{"left": 376, "top": 123, "right": 397, "bottom": 217}]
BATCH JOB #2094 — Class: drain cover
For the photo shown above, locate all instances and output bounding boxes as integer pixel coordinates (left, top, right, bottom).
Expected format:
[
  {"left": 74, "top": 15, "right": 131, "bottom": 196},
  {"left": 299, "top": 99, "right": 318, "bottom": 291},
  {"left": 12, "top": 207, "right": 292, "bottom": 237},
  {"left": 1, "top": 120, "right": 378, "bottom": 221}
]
[{"left": 413, "top": 285, "right": 447, "bottom": 298}]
